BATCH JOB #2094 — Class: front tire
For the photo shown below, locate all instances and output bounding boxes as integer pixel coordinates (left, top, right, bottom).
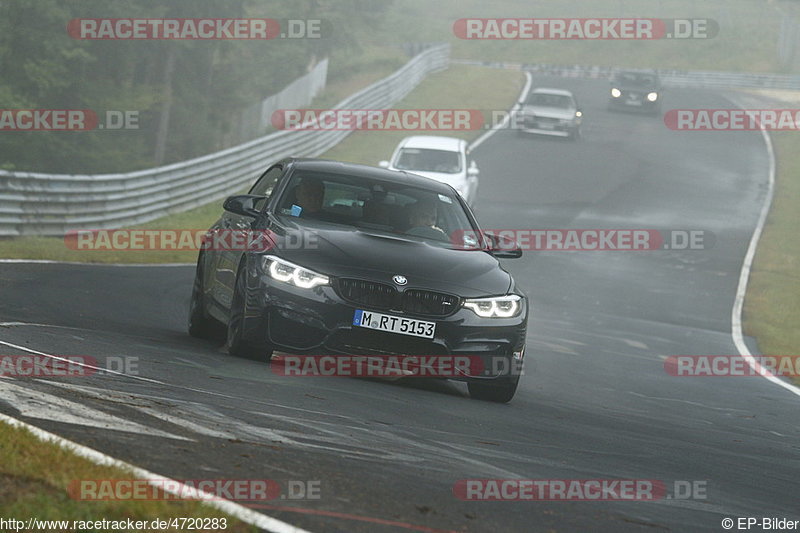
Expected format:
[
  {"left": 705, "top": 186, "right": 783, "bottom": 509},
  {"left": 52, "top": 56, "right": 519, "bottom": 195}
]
[
  {"left": 227, "top": 260, "right": 274, "bottom": 362},
  {"left": 468, "top": 374, "right": 520, "bottom": 403}
]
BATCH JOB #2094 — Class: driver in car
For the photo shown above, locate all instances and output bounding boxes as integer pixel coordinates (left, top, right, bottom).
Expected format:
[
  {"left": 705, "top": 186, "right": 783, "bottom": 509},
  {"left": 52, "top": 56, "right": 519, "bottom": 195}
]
[
  {"left": 293, "top": 178, "right": 325, "bottom": 216},
  {"left": 289, "top": 177, "right": 342, "bottom": 224},
  {"left": 405, "top": 198, "right": 447, "bottom": 240}
]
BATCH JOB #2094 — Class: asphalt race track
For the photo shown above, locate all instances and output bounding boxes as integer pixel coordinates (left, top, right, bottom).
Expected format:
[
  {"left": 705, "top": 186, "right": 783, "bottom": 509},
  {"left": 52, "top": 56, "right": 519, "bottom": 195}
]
[{"left": 1, "top": 76, "right": 798, "bottom": 532}]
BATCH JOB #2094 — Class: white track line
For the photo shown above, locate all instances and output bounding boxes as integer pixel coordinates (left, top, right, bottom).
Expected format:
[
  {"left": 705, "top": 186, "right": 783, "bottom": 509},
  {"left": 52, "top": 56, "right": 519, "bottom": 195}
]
[
  {"left": 0, "top": 338, "right": 164, "bottom": 385},
  {"left": 0, "top": 337, "right": 281, "bottom": 404},
  {"left": 469, "top": 71, "right": 532, "bottom": 151},
  {"left": 729, "top": 111, "right": 800, "bottom": 398},
  {"left": 0, "top": 412, "right": 312, "bottom": 533},
  {"left": 0, "top": 380, "right": 191, "bottom": 440}
]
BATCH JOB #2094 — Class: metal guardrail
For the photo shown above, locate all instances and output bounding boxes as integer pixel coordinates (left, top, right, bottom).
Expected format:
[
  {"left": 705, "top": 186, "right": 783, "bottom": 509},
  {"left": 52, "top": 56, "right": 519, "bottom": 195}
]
[
  {"left": 0, "top": 44, "right": 450, "bottom": 237},
  {"left": 453, "top": 59, "right": 800, "bottom": 90}
]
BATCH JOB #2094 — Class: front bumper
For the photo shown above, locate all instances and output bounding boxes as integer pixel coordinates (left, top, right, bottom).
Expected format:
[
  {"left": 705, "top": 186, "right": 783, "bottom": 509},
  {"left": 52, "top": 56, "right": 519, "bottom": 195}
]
[
  {"left": 609, "top": 93, "right": 660, "bottom": 111},
  {"left": 242, "top": 265, "right": 527, "bottom": 383},
  {"left": 517, "top": 115, "right": 578, "bottom": 137}
]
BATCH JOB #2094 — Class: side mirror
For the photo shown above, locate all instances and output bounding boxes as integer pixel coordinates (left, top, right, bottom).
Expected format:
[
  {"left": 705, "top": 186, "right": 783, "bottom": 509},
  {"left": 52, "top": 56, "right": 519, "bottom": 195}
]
[
  {"left": 492, "top": 248, "right": 523, "bottom": 259},
  {"left": 223, "top": 194, "right": 265, "bottom": 218},
  {"left": 484, "top": 232, "right": 522, "bottom": 259},
  {"left": 378, "top": 160, "right": 390, "bottom": 168},
  {"left": 467, "top": 161, "right": 480, "bottom": 176}
]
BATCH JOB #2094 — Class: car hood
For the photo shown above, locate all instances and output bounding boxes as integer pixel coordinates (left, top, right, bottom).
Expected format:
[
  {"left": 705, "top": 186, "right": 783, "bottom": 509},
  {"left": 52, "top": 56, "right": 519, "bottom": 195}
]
[
  {"left": 521, "top": 105, "right": 576, "bottom": 120},
  {"left": 268, "top": 219, "right": 512, "bottom": 297}
]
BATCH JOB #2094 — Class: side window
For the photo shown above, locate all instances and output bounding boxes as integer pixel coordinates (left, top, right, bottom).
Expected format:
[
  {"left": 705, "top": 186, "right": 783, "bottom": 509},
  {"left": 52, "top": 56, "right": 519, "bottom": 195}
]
[{"left": 248, "top": 166, "right": 283, "bottom": 210}]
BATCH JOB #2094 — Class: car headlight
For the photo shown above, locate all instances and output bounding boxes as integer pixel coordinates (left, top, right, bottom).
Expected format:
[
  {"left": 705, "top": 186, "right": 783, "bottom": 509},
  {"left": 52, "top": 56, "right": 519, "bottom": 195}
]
[
  {"left": 575, "top": 111, "right": 582, "bottom": 118},
  {"left": 611, "top": 88, "right": 621, "bottom": 98},
  {"left": 647, "top": 92, "right": 658, "bottom": 102},
  {"left": 262, "top": 255, "right": 329, "bottom": 289},
  {"left": 463, "top": 295, "right": 522, "bottom": 318}
]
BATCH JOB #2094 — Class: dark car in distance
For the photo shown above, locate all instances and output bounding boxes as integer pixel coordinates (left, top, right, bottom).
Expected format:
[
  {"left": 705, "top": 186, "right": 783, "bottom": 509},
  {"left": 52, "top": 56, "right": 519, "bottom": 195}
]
[
  {"left": 608, "top": 69, "right": 663, "bottom": 114},
  {"left": 188, "top": 158, "right": 528, "bottom": 402}
]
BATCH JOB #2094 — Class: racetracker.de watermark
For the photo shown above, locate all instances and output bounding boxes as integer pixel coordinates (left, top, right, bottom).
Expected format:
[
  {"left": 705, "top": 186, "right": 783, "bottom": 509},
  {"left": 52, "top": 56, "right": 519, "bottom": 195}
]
[
  {"left": 64, "top": 229, "right": 318, "bottom": 252},
  {"left": 67, "top": 18, "right": 323, "bottom": 40},
  {"left": 271, "top": 354, "right": 519, "bottom": 378},
  {"left": 0, "top": 355, "right": 139, "bottom": 377},
  {"left": 453, "top": 18, "right": 717, "bottom": 40},
  {"left": 665, "top": 109, "right": 800, "bottom": 131},
  {"left": 0, "top": 355, "right": 95, "bottom": 377},
  {"left": 454, "top": 479, "right": 663, "bottom": 501},
  {"left": 665, "top": 355, "right": 800, "bottom": 377},
  {"left": 68, "top": 479, "right": 321, "bottom": 501},
  {"left": 0, "top": 110, "right": 139, "bottom": 131},
  {"left": 451, "top": 229, "right": 715, "bottom": 251},
  {"left": 271, "top": 109, "right": 484, "bottom": 131},
  {"left": 454, "top": 479, "right": 707, "bottom": 501}
]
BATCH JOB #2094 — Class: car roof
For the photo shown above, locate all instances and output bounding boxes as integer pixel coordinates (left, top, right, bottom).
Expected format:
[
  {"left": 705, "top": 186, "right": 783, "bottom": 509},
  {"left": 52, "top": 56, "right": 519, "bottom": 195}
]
[
  {"left": 285, "top": 157, "right": 455, "bottom": 194},
  {"left": 530, "top": 87, "right": 575, "bottom": 97},
  {"left": 397, "top": 135, "right": 464, "bottom": 152}
]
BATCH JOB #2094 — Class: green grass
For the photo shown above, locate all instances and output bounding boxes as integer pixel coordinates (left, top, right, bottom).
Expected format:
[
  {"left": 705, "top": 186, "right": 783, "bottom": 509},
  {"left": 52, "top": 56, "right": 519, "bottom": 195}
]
[
  {"left": 322, "top": 64, "right": 523, "bottom": 164},
  {"left": 0, "top": 64, "right": 523, "bottom": 264},
  {"left": 0, "top": 421, "right": 258, "bottom": 532},
  {"left": 743, "top": 132, "right": 800, "bottom": 382}
]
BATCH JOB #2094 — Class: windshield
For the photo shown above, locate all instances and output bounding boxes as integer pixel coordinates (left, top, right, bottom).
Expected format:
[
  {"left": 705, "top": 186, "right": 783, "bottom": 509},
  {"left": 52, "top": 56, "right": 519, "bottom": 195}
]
[
  {"left": 393, "top": 148, "right": 462, "bottom": 173},
  {"left": 614, "top": 72, "right": 658, "bottom": 86},
  {"left": 277, "top": 171, "right": 477, "bottom": 248},
  {"left": 526, "top": 93, "right": 574, "bottom": 108}
]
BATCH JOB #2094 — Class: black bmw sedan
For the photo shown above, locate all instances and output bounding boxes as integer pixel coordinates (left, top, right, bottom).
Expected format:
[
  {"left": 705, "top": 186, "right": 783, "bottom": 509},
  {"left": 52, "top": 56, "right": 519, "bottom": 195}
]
[{"left": 188, "top": 158, "right": 527, "bottom": 402}]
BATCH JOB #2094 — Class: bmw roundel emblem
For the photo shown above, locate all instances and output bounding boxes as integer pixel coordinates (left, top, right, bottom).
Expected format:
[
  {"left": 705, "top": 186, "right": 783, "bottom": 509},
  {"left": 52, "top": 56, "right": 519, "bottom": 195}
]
[{"left": 392, "top": 275, "right": 408, "bottom": 286}]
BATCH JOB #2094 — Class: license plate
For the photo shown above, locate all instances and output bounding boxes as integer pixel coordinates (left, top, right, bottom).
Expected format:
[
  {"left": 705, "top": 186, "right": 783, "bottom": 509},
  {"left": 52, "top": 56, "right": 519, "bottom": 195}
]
[
  {"left": 353, "top": 310, "right": 435, "bottom": 339},
  {"left": 626, "top": 98, "right": 642, "bottom": 106},
  {"left": 538, "top": 122, "right": 555, "bottom": 129}
]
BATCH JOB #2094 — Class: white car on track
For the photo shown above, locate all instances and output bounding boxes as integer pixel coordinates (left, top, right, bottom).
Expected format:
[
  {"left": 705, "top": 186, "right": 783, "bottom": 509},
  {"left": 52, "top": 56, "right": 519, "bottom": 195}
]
[
  {"left": 516, "top": 87, "right": 583, "bottom": 139},
  {"left": 379, "top": 135, "right": 479, "bottom": 206}
]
